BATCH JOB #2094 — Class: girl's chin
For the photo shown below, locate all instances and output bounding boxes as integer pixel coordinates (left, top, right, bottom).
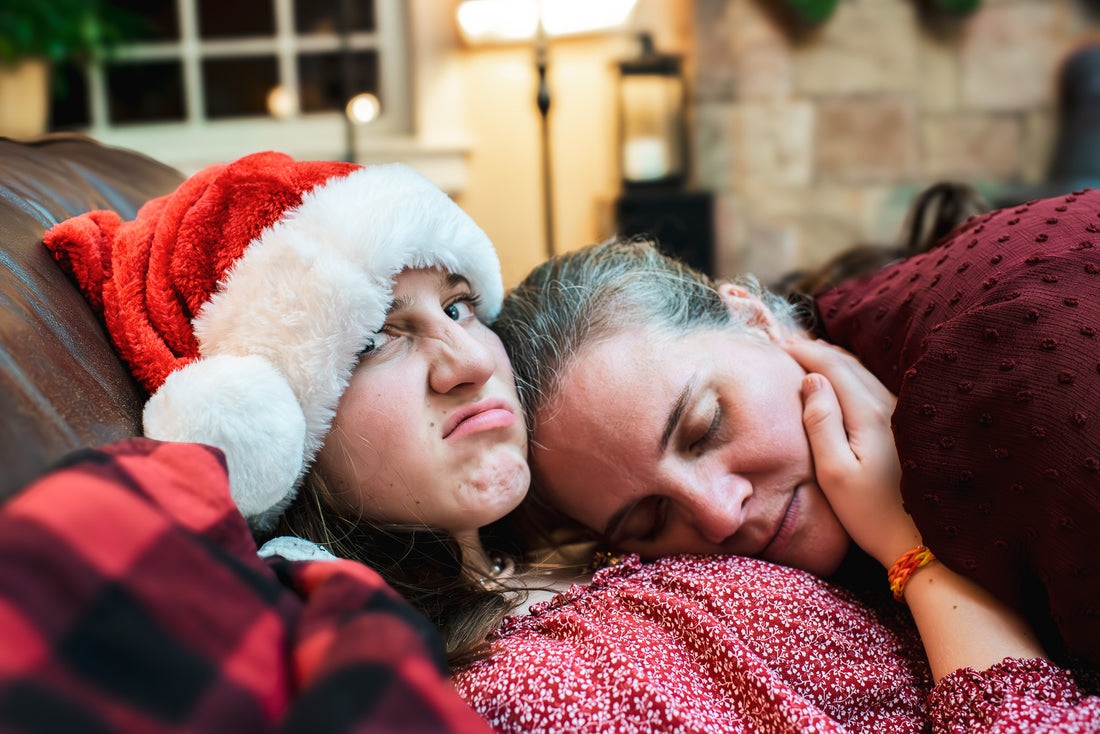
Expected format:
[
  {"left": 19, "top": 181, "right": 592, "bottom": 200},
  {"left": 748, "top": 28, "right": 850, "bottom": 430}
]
[{"left": 473, "top": 453, "right": 531, "bottom": 513}]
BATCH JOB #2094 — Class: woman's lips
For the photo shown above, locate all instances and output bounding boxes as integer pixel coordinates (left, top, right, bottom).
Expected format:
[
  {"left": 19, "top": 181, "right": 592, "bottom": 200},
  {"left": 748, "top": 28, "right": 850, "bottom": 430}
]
[
  {"left": 759, "top": 486, "right": 800, "bottom": 562},
  {"left": 443, "top": 398, "right": 516, "bottom": 440}
]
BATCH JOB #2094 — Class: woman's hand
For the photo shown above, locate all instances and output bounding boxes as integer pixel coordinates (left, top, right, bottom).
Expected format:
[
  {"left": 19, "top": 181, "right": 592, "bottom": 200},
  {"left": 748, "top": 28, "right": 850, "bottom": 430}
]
[
  {"left": 782, "top": 338, "right": 920, "bottom": 569},
  {"left": 784, "top": 338, "right": 1047, "bottom": 679}
]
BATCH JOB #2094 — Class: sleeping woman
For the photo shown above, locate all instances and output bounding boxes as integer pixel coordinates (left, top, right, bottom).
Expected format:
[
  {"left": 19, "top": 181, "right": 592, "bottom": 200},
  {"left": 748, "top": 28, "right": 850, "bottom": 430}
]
[
  {"left": 492, "top": 185, "right": 1100, "bottom": 672},
  {"left": 44, "top": 155, "right": 1100, "bottom": 733}
]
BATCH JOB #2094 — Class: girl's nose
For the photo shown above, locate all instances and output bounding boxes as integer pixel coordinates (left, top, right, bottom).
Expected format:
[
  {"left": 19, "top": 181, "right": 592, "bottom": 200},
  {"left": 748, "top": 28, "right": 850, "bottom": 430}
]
[{"left": 428, "top": 324, "right": 496, "bottom": 395}]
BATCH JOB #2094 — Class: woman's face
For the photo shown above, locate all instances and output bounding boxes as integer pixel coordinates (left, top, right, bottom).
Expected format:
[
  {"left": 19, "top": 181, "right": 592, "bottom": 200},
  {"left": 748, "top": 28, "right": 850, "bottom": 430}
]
[
  {"left": 530, "top": 320, "right": 850, "bottom": 577},
  {"left": 315, "top": 267, "right": 530, "bottom": 535}
]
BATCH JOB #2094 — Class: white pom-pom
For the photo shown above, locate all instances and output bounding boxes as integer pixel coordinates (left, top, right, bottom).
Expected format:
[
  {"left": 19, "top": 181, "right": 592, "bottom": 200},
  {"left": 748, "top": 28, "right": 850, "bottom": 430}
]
[{"left": 143, "top": 354, "right": 307, "bottom": 530}]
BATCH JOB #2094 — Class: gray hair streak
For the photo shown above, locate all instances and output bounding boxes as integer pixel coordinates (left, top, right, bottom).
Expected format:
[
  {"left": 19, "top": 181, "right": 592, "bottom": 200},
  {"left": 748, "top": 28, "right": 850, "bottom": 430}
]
[{"left": 493, "top": 238, "right": 804, "bottom": 422}]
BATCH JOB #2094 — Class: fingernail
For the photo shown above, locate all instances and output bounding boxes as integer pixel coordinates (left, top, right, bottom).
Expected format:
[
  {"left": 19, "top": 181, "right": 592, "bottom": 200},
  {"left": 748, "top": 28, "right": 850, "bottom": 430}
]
[{"left": 802, "top": 374, "right": 824, "bottom": 397}]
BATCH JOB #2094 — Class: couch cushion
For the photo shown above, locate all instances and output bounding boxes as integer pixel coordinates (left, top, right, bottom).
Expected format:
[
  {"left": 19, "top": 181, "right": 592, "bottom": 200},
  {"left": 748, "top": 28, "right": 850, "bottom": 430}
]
[{"left": 0, "top": 133, "right": 185, "bottom": 500}]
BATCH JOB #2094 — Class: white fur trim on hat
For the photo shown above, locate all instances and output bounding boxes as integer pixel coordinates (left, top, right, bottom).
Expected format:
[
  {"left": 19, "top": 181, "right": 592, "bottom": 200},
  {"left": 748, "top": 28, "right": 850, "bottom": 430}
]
[
  {"left": 157, "top": 163, "right": 501, "bottom": 529},
  {"left": 143, "top": 354, "right": 307, "bottom": 529}
]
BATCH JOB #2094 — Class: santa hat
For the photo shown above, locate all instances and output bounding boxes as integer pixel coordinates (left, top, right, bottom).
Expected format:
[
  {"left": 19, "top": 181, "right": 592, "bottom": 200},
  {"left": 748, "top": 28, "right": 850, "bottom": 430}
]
[{"left": 44, "top": 151, "right": 503, "bottom": 531}]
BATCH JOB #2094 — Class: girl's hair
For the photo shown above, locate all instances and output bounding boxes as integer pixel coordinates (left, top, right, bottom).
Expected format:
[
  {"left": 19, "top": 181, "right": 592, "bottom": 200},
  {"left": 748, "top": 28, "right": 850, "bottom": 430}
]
[
  {"left": 276, "top": 472, "right": 521, "bottom": 668},
  {"left": 493, "top": 237, "right": 803, "bottom": 424},
  {"left": 774, "top": 181, "right": 989, "bottom": 298}
]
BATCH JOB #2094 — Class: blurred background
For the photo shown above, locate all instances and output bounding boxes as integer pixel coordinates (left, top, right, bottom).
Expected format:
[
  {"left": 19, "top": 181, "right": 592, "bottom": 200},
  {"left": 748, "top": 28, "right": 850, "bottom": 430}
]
[{"left": 3, "top": 0, "right": 1100, "bottom": 287}]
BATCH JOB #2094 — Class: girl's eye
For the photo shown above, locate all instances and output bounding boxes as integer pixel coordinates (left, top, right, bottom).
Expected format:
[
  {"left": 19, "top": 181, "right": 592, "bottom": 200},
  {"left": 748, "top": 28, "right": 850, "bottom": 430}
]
[
  {"left": 359, "top": 331, "right": 393, "bottom": 356},
  {"left": 444, "top": 298, "right": 476, "bottom": 321}
]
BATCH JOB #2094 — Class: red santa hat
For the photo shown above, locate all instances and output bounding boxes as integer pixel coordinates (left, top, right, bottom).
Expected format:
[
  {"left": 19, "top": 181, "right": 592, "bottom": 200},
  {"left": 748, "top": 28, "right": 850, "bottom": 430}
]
[{"left": 44, "top": 151, "right": 503, "bottom": 531}]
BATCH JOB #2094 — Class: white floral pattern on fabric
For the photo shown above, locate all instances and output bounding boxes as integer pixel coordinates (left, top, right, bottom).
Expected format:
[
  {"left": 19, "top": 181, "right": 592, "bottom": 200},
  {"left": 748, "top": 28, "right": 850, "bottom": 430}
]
[{"left": 453, "top": 554, "right": 1100, "bottom": 734}]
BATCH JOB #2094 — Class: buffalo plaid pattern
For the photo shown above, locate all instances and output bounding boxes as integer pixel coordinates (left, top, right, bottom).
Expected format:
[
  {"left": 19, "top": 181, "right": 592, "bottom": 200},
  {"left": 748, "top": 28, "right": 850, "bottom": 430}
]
[{"left": 0, "top": 438, "right": 492, "bottom": 734}]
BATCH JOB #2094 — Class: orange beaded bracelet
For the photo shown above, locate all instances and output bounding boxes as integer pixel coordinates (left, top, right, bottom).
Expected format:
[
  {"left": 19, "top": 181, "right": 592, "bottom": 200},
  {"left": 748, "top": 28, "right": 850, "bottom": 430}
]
[{"left": 888, "top": 545, "right": 936, "bottom": 601}]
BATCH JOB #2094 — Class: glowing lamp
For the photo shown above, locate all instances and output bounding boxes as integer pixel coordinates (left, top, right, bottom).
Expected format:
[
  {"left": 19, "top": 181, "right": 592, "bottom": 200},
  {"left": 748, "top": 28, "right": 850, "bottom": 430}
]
[{"left": 617, "top": 33, "right": 685, "bottom": 188}]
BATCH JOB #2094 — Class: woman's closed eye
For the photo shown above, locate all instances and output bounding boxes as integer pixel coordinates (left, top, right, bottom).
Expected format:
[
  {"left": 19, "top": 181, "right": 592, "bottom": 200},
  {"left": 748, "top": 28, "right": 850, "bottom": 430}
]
[
  {"left": 616, "top": 496, "right": 669, "bottom": 544},
  {"left": 639, "top": 496, "right": 669, "bottom": 541},
  {"left": 688, "top": 403, "right": 723, "bottom": 456}
]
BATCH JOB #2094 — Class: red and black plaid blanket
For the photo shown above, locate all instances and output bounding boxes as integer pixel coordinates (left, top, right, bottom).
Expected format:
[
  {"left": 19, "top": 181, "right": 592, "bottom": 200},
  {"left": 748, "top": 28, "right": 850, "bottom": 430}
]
[{"left": 0, "top": 438, "right": 492, "bottom": 733}]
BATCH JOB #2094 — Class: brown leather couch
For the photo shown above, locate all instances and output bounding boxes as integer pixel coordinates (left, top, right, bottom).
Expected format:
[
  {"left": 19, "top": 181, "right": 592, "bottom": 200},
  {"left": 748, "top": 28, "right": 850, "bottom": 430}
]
[{"left": 0, "top": 134, "right": 185, "bottom": 499}]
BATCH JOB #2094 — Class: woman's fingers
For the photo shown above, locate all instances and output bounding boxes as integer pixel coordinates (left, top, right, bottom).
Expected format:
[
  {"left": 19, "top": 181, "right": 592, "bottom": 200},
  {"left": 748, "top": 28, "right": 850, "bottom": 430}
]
[
  {"left": 786, "top": 338, "right": 891, "bottom": 403},
  {"left": 794, "top": 349, "right": 914, "bottom": 567},
  {"left": 799, "top": 374, "right": 855, "bottom": 484},
  {"left": 828, "top": 344, "right": 894, "bottom": 406},
  {"left": 783, "top": 338, "right": 895, "bottom": 423}
]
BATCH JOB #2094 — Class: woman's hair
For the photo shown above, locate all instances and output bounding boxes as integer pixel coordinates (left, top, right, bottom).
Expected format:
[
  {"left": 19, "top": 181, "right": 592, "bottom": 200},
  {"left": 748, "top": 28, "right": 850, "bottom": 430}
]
[
  {"left": 276, "top": 472, "right": 522, "bottom": 668},
  {"left": 493, "top": 237, "right": 803, "bottom": 424}
]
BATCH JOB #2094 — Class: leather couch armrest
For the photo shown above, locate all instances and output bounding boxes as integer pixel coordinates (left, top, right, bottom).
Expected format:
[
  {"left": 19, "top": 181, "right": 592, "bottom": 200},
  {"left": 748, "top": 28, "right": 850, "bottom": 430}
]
[{"left": 0, "top": 134, "right": 186, "bottom": 500}]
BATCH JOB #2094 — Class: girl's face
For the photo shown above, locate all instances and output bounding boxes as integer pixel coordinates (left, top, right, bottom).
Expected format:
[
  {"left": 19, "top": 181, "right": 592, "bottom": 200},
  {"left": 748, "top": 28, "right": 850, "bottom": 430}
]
[
  {"left": 315, "top": 267, "right": 530, "bottom": 535},
  {"left": 530, "top": 319, "right": 851, "bottom": 577}
]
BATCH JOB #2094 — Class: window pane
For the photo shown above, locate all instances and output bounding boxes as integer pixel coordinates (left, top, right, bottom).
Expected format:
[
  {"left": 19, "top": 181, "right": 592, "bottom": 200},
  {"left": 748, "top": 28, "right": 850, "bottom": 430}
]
[
  {"left": 199, "top": 0, "right": 275, "bottom": 38},
  {"left": 203, "top": 57, "right": 279, "bottom": 118},
  {"left": 295, "top": 0, "right": 375, "bottom": 34},
  {"left": 297, "top": 51, "right": 378, "bottom": 113},
  {"left": 49, "top": 63, "right": 90, "bottom": 130},
  {"left": 110, "top": 0, "right": 179, "bottom": 41},
  {"left": 106, "top": 62, "right": 185, "bottom": 124}
]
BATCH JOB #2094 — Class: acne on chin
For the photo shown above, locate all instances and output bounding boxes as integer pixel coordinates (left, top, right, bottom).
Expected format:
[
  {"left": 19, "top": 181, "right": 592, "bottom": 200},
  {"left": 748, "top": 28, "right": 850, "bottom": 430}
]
[{"left": 468, "top": 447, "right": 530, "bottom": 500}]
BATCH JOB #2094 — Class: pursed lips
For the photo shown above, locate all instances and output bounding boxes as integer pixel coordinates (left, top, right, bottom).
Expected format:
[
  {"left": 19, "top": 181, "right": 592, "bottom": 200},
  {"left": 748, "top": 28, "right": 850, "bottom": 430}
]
[{"left": 442, "top": 397, "right": 516, "bottom": 439}]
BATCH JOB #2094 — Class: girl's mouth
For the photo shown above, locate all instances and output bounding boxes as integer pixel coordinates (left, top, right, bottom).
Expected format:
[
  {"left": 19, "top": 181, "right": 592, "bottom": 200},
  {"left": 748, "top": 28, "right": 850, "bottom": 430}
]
[{"left": 443, "top": 398, "right": 516, "bottom": 440}]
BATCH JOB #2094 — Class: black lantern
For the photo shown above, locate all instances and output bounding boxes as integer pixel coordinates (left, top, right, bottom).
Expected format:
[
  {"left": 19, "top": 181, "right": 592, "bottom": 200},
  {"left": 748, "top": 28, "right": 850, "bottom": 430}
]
[{"left": 617, "top": 33, "right": 686, "bottom": 189}]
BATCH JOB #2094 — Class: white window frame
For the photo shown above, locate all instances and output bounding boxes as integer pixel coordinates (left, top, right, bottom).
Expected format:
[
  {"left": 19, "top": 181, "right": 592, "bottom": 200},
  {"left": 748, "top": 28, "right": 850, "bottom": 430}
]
[{"left": 82, "top": 0, "right": 469, "bottom": 191}]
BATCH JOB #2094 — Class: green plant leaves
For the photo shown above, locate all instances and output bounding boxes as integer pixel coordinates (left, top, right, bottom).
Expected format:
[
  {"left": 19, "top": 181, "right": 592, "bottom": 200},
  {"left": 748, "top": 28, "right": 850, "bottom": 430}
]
[
  {"left": 778, "top": 0, "right": 841, "bottom": 25},
  {"left": 0, "top": 0, "right": 145, "bottom": 66}
]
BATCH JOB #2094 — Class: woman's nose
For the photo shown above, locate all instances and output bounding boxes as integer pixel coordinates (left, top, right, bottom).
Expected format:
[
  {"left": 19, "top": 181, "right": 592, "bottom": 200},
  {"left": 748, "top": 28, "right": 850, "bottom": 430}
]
[
  {"left": 676, "top": 474, "right": 752, "bottom": 545},
  {"left": 428, "top": 324, "right": 496, "bottom": 395}
]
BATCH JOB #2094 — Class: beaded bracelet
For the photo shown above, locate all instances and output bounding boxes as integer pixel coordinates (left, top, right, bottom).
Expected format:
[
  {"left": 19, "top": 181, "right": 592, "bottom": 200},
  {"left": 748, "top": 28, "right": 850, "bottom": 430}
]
[{"left": 888, "top": 545, "right": 936, "bottom": 601}]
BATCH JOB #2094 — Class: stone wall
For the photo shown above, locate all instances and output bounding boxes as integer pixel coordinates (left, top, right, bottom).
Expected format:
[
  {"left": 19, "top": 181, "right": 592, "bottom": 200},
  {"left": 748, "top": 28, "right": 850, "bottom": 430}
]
[{"left": 692, "top": 0, "right": 1099, "bottom": 284}]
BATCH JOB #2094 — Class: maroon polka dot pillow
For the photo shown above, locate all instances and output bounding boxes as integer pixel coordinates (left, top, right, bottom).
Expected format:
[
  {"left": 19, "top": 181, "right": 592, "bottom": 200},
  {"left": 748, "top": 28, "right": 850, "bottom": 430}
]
[{"left": 818, "top": 189, "right": 1100, "bottom": 664}]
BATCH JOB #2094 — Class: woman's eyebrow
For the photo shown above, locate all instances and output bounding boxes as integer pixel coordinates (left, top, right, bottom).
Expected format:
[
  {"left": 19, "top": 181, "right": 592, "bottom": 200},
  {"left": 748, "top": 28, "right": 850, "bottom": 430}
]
[{"left": 659, "top": 378, "right": 697, "bottom": 455}]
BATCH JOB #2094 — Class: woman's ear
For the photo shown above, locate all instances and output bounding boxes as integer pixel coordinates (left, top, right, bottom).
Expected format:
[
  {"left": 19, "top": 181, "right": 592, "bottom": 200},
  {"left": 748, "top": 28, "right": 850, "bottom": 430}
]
[{"left": 717, "top": 283, "right": 783, "bottom": 339}]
